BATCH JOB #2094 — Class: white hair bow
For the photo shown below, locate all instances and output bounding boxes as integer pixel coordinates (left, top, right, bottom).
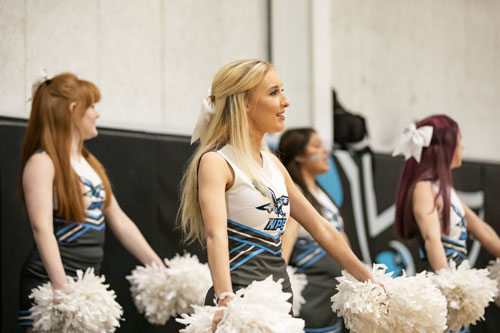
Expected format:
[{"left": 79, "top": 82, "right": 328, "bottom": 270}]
[
  {"left": 28, "top": 68, "right": 50, "bottom": 102},
  {"left": 392, "top": 123, "right": 434, "bottom": 163},
  {"left": 191, "top": 89, "right": 215, "bottom": 144}
]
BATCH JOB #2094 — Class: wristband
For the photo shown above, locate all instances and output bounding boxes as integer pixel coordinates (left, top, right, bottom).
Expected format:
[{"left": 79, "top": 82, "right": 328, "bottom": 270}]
[{"left": 216, "top": 291, "right": 235, "bottom": 304}]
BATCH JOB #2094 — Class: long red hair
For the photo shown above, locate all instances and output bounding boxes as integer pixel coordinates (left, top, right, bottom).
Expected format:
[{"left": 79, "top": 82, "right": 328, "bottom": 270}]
[
  {"left": 394, "top": 114, "right": 459, "bottom": 240},
  {"left": 21, "top": 72, "right": 112, "bottom": 222}
]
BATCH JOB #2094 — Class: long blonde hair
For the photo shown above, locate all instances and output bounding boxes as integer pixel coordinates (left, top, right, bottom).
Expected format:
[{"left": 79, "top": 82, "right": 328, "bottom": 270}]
[
  {"left": 179, "top": 59, "right": 274, "bottom": 245},
  {"left": 21, "top": 72, "right": 112, "bottom": 223}
]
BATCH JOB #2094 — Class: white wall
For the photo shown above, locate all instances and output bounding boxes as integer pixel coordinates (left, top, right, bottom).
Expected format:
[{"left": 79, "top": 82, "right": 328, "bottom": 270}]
[
  {"left": 3, "top": 1, "right": 499, "bottom": 163},
  {"left": 0, "top": 0, "right": 268, "bottom": 136},
  {"left": 331, "top": 0, "right": 500, "bottom": 163},
  {"left": 270, "top": 0, "right": 332, "bottom": 147}
]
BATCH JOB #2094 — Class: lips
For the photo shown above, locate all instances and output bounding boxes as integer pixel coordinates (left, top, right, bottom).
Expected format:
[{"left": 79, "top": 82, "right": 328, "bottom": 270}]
[{"left": 277, "top": 112, "right": 285, "bottom": 120}]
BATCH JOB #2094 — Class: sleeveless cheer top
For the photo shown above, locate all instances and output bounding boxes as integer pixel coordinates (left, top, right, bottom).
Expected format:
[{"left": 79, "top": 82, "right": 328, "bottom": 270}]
[
  {"left": 293, "top": 185, "right": 344, "bottom": 273},
  {"left": 22, "top": 155, "right": 107, "bottom": 280},
  {"left": 418, "top": 183, "right": 468, "bottom": 265},
  {"left": 217, "top": 144, "right": 291, "bottom": 288},
  {"left": 289, "top": 184, "right": 345, "bottom": 332}
]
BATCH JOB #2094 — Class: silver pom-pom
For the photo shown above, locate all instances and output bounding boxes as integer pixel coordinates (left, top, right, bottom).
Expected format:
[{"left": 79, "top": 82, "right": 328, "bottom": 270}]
[
  {"left": 177, "top": 275, "right": 305, "bottom": 332},
  {"left": 487, "top": 258, "right": 500, "bottom": 306},
  {"left": 331, "top": 264, "right": 447, "bottom": 333},
  {"left": 431, "top": 260, "right": 498, "bottom": 331},
  {"left": 127, "top": 253, "right": 212, "bottom": 325},
  {"left": 287, "top": 266, "right": 308, "bottom": 316},
  {"left": 29, "top": 268, "right": 123, "bottom": 333}
]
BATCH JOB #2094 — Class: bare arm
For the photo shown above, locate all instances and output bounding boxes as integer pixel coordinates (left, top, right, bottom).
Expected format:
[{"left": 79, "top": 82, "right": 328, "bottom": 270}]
[
  {"left": 198, "top": 152, "right": 234, "bottom": 306},
  {"left": 270, "top": 155, "right": 372, "bottom": 282},
  {"left": 340, "top": 232, "right": 351, "bottom": 248},
  {"left": 464, "top": 203, "right": 500, "bottom": 257},
  {"left": 412, "top": 181, "right": 448, "bottom": 271},
  {"left": 104, "top": 195, "right": 163, "bottom": 267},
  {"left": 23, "top": 152, "right": 67, "bottom": 290},
  {"left": 281, "top": 217, "right": 299, "bottom": 264}
]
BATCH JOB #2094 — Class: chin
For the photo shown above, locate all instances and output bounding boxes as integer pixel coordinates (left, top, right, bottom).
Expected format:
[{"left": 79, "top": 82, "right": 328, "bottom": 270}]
[
  {"left": 271, "top": 124, "right": 285, "bottom": 133},
  {"left": 84, "top": 131, "right": 99, "bottom": 140}
]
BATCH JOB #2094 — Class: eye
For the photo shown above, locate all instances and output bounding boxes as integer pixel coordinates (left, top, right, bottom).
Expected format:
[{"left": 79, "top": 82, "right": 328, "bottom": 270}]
[{"left": 270, "top": 90, "right": 279, "bottom": 96}]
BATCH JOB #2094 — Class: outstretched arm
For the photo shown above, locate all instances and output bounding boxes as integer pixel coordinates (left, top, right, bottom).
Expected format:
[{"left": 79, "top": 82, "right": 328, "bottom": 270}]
[
  {"left": 464, "top": 203, "right": 500, "bottom": 257},
  {"left": 104, "top": 195, "right": 163, "bottom": 267},
  {"left": 412, "top": 181, "right": 448, "bottom": 271},
  {"left": 23, "top": 152, "right": 67, "bottom": 290},
  {"left": 270, "top": 155, "right": 372, "bottom": 282}
]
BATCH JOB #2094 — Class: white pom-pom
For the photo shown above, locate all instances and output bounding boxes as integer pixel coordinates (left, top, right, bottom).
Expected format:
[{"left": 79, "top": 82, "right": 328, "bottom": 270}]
[
  {"left": 177, "top": 276, "right": 305, "bottom": 332},
  {"left": 487, "top": 258, "right": 500, "bottom": 306},
  {"left": 331, "top": 264, "right": 448, "bottom": 333},
  {"left": 127, "top": 253, "right": 212, "bottom": 325},
  {"left": 431, "top": 260, "right": 498, "bottom": 331},
  {"left": 29, "top": 268, "right": 123, "bottom": 333},
  {"left": 388, "top": 271, "right": 447, "bottom": 332},
  {"left": 287, "top": 266, "right": 308, "bottom": 316},
  {"left": 331, "top": 265, "right": 389, "bottom": 333}
]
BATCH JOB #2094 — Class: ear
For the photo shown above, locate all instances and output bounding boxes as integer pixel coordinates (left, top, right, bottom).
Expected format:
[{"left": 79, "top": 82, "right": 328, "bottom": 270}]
[{"left": 69, "top": 102, "right": 77, "bottom": 113}]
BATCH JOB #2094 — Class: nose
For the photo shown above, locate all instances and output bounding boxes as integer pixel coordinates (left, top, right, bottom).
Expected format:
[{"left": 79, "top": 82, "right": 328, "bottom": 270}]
[{"left": 281, "top": 94, "right": 290, "bottom": 108}]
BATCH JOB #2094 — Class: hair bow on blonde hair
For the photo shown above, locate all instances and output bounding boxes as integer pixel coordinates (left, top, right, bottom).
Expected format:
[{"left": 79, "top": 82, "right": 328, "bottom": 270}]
[
  {"left": 392, "top": 123, "right": 434, "bottom": 163},
  {"left": 191, "top": 89, "right": 215, "bottom": 144}
]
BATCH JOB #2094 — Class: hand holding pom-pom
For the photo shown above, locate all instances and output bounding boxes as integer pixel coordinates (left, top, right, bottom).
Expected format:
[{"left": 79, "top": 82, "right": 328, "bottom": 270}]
[
  {"left": 127, "top": 252, "right": 212, "bottom": 325},
  {"left": 29, "top": 268, "right": 122, "bottom": 333},
  {"left": 332, "top": 264, "right": 447, "bottom": 333},
  {"left": 177, "top": 276, "right": 305, "bottom": 332}
]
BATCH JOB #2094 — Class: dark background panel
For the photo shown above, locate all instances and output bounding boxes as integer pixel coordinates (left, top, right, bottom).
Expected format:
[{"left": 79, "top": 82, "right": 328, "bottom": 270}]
[
  {"left": 86, "top": 131, "right": 168, "bottom": 332},
  {"left": 453, "top": 161, "right": 483, "bottom": 191},
  {"left": 1, "top": 121, "right": 35, "bottom": 333},
  {"left": 372, "top": 153, "right": 405, "bottom": 212}
]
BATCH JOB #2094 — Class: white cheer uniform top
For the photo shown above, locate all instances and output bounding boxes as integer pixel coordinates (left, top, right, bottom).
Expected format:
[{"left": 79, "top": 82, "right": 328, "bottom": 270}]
[{"left": 216, "top": 144, "right": 291, "bottom": 287}]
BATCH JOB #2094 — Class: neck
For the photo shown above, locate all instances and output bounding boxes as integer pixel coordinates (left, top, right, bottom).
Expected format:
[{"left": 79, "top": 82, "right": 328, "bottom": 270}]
[
  {"left": 301, "top": 168, "right": 317, "bottom": 190},
  {"left": 71, "top": 131, "right": 81, "bottom": 159},
  {"left": 248, "top": 126, "right": 265, "bottom": 165}
]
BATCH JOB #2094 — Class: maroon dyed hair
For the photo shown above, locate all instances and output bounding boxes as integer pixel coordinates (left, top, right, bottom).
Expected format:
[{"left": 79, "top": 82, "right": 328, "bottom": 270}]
[{"left": 394, "top": 115, "right": 459, "bottom": 240}]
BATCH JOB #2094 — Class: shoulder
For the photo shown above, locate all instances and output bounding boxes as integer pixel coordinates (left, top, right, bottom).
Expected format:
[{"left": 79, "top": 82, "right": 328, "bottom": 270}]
[
  {"left": 24, "top": 151, "right": 54, "bottom": 173},
  {"left": 412, "top": 181, "right": 435, "bottom": 200},
  {"left": 23, "top": 151, "right": 55, "bottom": 184},
  {"left": 412, "top": 181, "right": 440, "bottom": 211},
  {"left": 199, "top": 151, "right": 228, "bottom": 169},
  {"left": 198, "top": 151, "right": 232, "bottom": 180},
  {"left": 414, "top": 180, "right": 433, "bottom": 194}
]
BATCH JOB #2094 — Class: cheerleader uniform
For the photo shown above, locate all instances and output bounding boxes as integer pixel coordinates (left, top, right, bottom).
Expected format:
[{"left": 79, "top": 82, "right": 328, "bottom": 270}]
[
  {"left": 417, "top": 184, "right": 468, "bottom": 267},
  {"left": 204, "top": 144, "right": 292, "bottom": 305},
  {"left": 18, "top": 155, "right": 106, "bottom": 326},
  {"left": 289, "top": 185, "right": 345, "bottom": 333},
  {"left": 417, "top": 183, "right": 469, "bottom": 333}
]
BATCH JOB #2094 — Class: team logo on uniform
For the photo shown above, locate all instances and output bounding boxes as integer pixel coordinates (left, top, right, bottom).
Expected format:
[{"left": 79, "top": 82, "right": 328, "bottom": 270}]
[{"left": 256, "top": 188, "right": 289, "bottom": 231}]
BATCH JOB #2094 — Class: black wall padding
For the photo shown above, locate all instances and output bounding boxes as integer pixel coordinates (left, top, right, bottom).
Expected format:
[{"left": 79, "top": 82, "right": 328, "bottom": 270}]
[{"left": 2, "top": 116, "right": 500, "bottom": 332}]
